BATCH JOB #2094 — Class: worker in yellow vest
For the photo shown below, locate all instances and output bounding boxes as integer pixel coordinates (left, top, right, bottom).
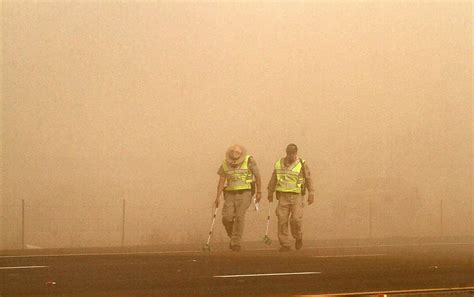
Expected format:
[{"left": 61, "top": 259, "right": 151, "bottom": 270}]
[
  {"left": 214, "top": 144, "right": 262, "bottom": 251},
  {"left": 267, "top": 143, "right": 315, "bottom": 252}
]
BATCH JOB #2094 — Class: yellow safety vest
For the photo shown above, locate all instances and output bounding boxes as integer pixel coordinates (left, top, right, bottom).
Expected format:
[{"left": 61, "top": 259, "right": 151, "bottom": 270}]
[
  {"left": 275, "top": 159, "right": 305, "bottom": 193},
  {"left": 223, "top": 155, "right": 254, "bottom": 191}
]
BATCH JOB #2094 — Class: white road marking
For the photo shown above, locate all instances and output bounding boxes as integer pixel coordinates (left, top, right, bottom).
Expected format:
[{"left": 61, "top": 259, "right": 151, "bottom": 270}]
[
  {"left": 295, "top": 286, "right": 474, "bottom": 296},
  {"left": 214, "top": 271, "right": 321, "bottom": 278},
  {"left": 0, "top": 266, "right": 48, "bottom": 270},
  {"left": 306, "top": 242, "right": 473, "bottom": 249},
  {"left": 312, "top": 253, "right": 386, "bottom": 258}
]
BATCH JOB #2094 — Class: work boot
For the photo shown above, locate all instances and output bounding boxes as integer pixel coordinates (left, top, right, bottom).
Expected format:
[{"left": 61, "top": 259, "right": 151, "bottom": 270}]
[
  {"left": 279, "top": 246, "right": 291, "bottom": 252},
  {"left": 231, "top": 245, "right": 241, "bottom": 252},
  {"left": 295, "top": 238, "right": 303, "bottom": 250}
]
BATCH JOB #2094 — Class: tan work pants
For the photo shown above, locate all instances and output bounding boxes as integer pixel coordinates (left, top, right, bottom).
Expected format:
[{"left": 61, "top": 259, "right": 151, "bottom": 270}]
[
  {"left": 276, "top": 192, "right": 304, "bottom": 247},
  {"left": 222, "top": 190, "right": 252, "bottom": 247}
]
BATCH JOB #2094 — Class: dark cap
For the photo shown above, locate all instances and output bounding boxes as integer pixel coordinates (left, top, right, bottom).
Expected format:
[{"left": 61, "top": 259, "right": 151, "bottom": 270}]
[{"left": 286, "top": 143, "right": 298, "bottom": 154}]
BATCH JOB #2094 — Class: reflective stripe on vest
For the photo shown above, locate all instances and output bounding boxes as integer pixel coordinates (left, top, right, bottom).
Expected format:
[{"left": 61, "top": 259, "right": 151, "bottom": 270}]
[
  {"left": 222, "top": 155, "right": 253, "bottom": 191},
  {"left": 275, "top": 159, "right": 305, "bottom": 193}
]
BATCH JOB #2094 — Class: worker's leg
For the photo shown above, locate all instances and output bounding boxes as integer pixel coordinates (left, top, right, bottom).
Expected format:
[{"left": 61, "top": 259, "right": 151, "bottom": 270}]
[
  {"left": 221, "top": 191, "right": 236, "bottom": 238},
  {"left": 276, "top": 193, "right": 292, "bottom": 247},
  {"left": 230, "top": 191, "right": 252, "bottom": 247}
]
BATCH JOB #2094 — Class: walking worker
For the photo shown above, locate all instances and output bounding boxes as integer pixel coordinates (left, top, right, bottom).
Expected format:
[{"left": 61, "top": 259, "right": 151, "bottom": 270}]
[
  {"left": 267, "top": 143, "right": 315, "bottom": 252},
  {"left": 214, "top": 144, "right": 262, "bottom": 251}
]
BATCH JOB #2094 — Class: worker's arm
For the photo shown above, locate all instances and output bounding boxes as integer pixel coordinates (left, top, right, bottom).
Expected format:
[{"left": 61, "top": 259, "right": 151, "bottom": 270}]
[
  {"left": 215, "top": 175, "right": 226, "bottom": 208},
  {"left": 303, "top": 162, "right": 315, "bottom": 205},
  {"left": 215, "top": 165, "right": 226, "bottom": 208},
  {"left": 267, "top": 170, "right": 277, "bottom": 202},
  {"left": 249, "top": 157, "right": 262, "bottom": 202}
]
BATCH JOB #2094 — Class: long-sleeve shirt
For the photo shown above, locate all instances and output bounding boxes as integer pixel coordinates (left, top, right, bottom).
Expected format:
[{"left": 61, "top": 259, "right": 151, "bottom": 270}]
[{"left": 267, "top": 158, "right": 314, "bottom": 194}]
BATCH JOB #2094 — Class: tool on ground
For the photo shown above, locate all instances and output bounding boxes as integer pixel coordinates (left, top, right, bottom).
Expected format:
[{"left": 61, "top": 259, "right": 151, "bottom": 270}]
[
  {"left": 202, "top": 206, "right": 219, "bottom": 252},
  {"left": 263, "top": 202, "right": 273, "bottom": 245}
]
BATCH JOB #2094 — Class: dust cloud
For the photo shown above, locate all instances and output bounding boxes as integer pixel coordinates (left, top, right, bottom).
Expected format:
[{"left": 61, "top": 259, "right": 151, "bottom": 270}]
[{"left": 1, "top": 2, "right": 472, "bottom": 249}]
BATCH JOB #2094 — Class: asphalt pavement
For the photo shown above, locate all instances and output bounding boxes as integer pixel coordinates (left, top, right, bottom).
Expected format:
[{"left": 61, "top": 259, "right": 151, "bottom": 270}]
[{"left": 1, "top": 241, "right": 473, "bottom": 296}]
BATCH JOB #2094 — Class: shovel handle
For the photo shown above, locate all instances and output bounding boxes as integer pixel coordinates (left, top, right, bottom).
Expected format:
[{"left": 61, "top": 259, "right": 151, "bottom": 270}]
[
  {"left": 206, "top": 206, "right": 219, "bottom": 245},
  {"left": 265, "top": 202, "right": 272, "bottom": 236}
]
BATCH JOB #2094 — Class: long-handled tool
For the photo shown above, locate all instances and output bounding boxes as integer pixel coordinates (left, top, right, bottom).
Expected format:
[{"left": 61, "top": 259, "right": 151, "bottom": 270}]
[
  {"left": 202, "top": 206, "right": 219, "bottom": 252},
  {"left": 263, "top": 202, "right": 273, "bottom": 245}
]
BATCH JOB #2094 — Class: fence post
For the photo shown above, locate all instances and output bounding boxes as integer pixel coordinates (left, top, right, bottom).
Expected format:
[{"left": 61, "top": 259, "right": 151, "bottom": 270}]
[
  {"left": 121, "top": 199, "right": 126, "bottom": 247},
  {"left": 440, "top": 200, "right": 443, "bottom": 237},
  {"left": 369, "top": 198, "right": 373, "bottom": 239},
  {"left": 21, "top": 199, "right": 25, "bottom": 249}
]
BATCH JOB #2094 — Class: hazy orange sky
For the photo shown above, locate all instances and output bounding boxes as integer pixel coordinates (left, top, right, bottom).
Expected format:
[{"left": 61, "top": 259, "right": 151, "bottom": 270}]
[{"left": 1, "top": 2, "right": 472, "bottom": 249}]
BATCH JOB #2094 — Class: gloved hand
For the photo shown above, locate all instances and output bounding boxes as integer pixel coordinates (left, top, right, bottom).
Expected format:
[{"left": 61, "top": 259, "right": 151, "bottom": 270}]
[
  {"left": 255, "top": 192, "right": 262, "bottom": 203},
  {"left": 267, "top": 193, "right": 273, "bottom": 202},
  {"left": 214, "top": 197, "right": 220, "bottom": 208},
  {"left": 308, "top": 193, "right": 315, "bottom": 205}
]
